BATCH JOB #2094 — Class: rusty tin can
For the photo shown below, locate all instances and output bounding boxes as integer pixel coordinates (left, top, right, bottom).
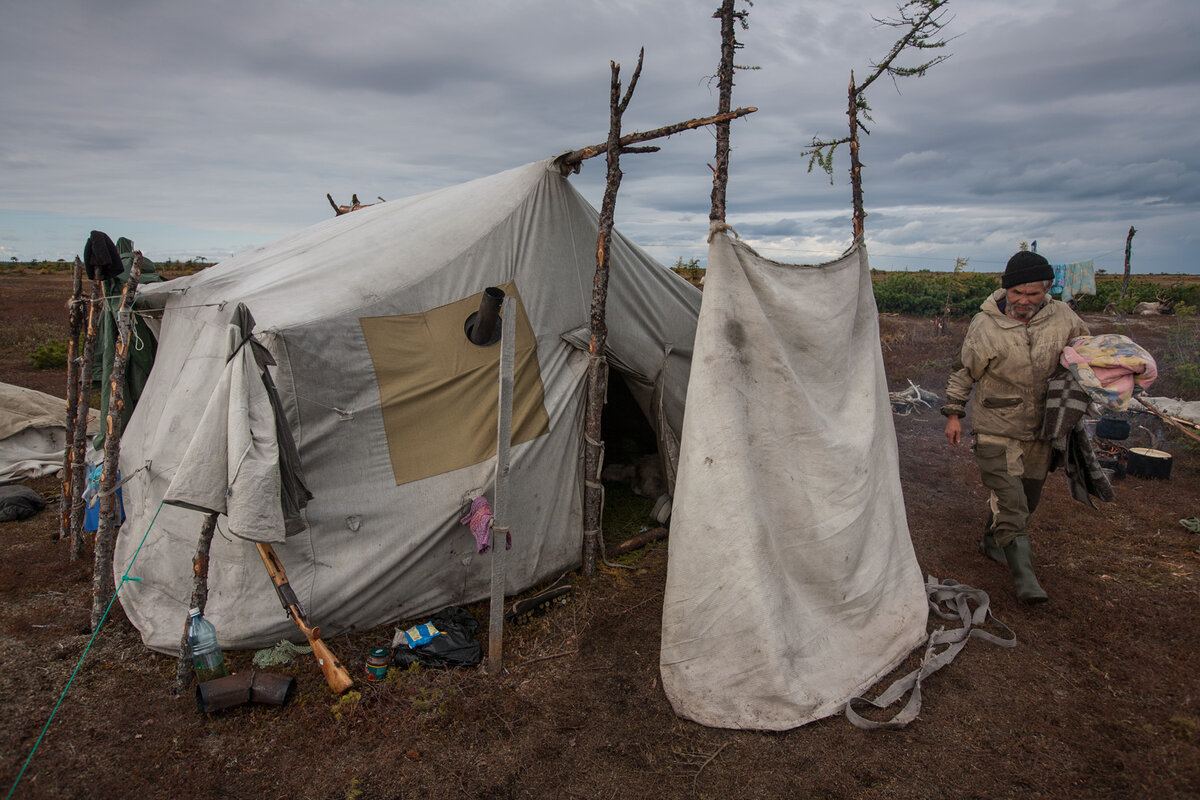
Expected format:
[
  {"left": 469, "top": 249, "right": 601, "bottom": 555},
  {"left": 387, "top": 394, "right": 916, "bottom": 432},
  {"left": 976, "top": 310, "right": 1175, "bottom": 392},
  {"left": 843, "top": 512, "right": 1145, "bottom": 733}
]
[{"left": 364, "top": 647, "right": 390, "bottom": 681}]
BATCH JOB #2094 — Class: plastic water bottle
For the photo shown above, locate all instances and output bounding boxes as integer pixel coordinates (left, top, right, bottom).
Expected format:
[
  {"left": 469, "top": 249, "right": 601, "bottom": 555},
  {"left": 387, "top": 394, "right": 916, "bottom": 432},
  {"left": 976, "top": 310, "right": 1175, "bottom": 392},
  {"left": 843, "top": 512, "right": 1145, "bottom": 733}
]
[{"left": 187, "top": 608, "right": 229, "bottom": 683}]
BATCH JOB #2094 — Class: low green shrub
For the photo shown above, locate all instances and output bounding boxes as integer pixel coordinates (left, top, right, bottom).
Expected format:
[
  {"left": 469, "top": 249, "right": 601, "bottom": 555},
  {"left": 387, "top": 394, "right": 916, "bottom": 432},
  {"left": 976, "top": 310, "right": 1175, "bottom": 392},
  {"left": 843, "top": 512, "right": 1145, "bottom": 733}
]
[
  {"left": 30, "top": 340, "right": 69, "bottom": 369},
  {"left": 1074, "top": 279, "right": 1200, "bottom": 313}
]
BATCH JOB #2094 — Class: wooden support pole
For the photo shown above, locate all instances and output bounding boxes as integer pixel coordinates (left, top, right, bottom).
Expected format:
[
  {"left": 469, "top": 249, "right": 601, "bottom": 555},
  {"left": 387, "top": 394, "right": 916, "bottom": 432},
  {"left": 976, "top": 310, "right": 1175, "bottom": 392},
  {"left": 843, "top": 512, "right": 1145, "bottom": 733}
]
[
  {"left": 848, "top": 71, "right": 866, "bottom": 241},
  {"left": 582, "top": 52, "right": 643, "bottom": 576},
  {"left": 91, "top": 252, "right": 141, "bottom": 631},
  {"left": 556, "top": 106, "right": 755, "bottom": 173},
  {"left": 174, "top": 512, "right": 219, "bottom": 693},
  {"left": 709, "top": 0, "right": 737, "bottom": 224},
  {"left": 1120, "top": 225, "right": 1137, "bottom": 300},
  {"left": 59, "top": 257, "right": 85, "bottom": 542},
  {"left": 69, "top": 281, "right": 102, "bottom": 560}
]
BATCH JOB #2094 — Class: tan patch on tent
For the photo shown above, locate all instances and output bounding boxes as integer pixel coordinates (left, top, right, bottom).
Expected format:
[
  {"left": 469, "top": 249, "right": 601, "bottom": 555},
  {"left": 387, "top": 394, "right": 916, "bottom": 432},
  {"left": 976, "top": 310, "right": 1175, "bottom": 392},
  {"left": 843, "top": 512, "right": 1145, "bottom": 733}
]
[{"left": 360, "top": 283, "right": 549, "bottom": 485}]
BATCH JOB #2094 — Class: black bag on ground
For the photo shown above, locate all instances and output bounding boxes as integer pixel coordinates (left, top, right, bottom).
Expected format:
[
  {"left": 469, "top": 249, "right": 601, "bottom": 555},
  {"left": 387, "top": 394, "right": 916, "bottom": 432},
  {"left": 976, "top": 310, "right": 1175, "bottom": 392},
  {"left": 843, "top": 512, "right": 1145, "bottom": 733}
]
[
  {"left": 0, "top": 486, "right": 47, "bottom": 523},
  {"left": 392, "top": 606, "right": 482, "bottom": 668}
]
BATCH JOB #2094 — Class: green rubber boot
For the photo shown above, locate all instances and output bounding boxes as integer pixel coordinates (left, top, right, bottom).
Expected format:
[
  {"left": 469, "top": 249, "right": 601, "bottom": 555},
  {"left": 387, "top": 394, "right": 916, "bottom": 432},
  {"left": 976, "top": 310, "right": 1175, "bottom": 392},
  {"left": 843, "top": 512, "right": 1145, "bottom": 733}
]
[
  {"left": 979, "top": 525, "right": 1007, "bottom": 565},
  {"left": 1003, "top": 535, "right": 1048, "bottom": 604}
]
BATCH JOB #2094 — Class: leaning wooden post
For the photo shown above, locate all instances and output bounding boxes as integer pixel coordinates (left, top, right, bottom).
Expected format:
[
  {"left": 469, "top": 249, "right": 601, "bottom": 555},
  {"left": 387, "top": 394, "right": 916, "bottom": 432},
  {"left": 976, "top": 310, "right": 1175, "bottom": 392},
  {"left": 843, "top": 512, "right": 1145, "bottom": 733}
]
[
  {"left": 59, "top": 257, "right": 85, "bottom": 542},
  {"left": 488, "top": 297, "right": 516, "bottom": 676},
  {"left": 582, "top": 52, "right": 643, "bottom": 576},
  {"left": 69, "top": 280, "right": 103, "bottom": 560},
  {"left": 1120, "top": 225, "right": 1137, "bottom": 300},
  {"left": 174, "top": 512, "right": 219, "bottom": 693},
  {"left": 91, "top": 252, "right": 142, "bottom": 631}
]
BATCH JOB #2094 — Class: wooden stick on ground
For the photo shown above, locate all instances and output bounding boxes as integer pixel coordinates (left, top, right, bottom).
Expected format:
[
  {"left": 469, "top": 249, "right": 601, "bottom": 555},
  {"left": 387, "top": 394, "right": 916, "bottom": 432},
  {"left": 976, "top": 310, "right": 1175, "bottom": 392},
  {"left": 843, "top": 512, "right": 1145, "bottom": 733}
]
[
  {"left": 1136, "top": 397, "right": 1200, "bottom": 445},
  {"left": 612, "top": 526, "right": 669, "bottom": 557}
]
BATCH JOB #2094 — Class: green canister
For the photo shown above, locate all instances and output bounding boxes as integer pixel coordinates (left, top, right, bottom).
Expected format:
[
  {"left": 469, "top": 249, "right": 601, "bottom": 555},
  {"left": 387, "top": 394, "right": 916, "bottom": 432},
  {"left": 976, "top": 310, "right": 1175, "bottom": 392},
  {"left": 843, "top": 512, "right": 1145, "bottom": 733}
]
[{"left": 365, "top": 647, "right": 390, "bottom": 681}]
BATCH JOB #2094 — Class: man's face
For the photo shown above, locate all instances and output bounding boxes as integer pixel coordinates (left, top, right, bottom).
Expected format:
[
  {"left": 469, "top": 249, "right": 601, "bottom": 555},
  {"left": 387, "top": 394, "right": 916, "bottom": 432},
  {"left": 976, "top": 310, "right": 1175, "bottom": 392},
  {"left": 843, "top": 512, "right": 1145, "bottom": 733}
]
[{"left": 1005, "top": 281, "right": 1048, "bottom": 321}]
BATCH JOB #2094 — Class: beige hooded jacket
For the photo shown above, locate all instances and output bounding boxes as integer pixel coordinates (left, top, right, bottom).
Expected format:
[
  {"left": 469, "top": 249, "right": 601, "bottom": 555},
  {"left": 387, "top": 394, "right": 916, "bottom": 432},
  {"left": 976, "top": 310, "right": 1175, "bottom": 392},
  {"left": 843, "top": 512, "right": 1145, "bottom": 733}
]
[{"left": 943, "top": 289, "right": 1090, "bottom": 440}]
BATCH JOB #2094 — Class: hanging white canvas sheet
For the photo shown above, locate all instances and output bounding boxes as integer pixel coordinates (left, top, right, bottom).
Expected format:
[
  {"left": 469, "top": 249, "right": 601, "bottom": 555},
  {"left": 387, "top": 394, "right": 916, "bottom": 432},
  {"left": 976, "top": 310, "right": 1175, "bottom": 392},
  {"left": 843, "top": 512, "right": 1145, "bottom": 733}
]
[{"left": 660, "top": 234, "right": 928, "bottom": 730}]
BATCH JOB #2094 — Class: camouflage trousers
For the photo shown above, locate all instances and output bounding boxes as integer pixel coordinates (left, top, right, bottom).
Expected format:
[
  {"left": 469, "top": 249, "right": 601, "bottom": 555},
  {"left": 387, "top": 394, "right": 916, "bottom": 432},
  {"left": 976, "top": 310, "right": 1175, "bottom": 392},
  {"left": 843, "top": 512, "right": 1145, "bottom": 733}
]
[{"left": 972, "top": 434, "right": 1051, "bottom": 549}]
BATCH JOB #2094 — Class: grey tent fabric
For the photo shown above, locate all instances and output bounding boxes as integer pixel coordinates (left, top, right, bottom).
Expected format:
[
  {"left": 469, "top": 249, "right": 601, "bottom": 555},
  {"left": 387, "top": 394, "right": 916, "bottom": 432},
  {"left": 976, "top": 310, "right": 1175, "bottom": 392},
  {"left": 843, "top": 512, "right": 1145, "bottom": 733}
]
[
  {"left": 115, "top": 160, "right": 700, "bottom": 653},
  {"left": 162, "top": 304, "right": 311, "bottom": 541},
  {"left": 660, "top": 234, "right": 928, "bottom": 730}
]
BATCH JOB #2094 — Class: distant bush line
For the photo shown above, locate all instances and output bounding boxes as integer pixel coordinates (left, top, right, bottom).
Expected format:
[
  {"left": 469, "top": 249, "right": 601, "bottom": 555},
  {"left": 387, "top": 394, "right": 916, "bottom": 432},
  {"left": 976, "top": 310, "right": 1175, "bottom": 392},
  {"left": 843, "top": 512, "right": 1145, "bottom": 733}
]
[
  {"left": 2, "top": 259, "right": 213, "bottom": 275},
  {"left": 671, "top": 265, "right": 1200, "bottom": 318}
]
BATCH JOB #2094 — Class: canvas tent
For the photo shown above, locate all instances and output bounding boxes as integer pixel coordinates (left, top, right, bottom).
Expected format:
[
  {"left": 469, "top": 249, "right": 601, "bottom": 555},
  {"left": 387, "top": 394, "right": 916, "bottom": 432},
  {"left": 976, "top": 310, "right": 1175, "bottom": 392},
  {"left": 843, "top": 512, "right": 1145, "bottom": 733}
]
[
  {"left": 660, "top": 234, "right": 928, "bottom": 730},
  {"left": 115, "top": 159, "right": 701, "bottom": 653}
]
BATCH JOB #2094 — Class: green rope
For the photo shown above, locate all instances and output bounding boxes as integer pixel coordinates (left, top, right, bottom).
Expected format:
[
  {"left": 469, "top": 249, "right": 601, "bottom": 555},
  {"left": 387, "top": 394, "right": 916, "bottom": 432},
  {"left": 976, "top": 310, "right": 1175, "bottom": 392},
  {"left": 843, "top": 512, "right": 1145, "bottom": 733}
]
[{"left": 6, "top": 501, "right": 164, "bottom": 800}]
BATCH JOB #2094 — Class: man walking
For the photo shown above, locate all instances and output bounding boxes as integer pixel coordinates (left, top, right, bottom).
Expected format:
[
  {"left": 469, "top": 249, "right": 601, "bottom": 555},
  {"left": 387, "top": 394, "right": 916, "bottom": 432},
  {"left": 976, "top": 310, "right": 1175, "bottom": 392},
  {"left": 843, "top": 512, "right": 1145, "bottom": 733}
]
[{"left": 942, "top": 251, "right": 1090, "bottom": 603}]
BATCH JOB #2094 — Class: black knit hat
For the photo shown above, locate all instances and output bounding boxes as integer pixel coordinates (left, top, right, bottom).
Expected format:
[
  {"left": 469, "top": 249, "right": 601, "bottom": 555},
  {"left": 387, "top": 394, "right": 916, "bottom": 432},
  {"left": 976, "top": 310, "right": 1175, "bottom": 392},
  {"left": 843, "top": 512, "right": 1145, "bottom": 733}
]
[{"left": 1002, "top": 251, "right": 1054, "bottom": 288}]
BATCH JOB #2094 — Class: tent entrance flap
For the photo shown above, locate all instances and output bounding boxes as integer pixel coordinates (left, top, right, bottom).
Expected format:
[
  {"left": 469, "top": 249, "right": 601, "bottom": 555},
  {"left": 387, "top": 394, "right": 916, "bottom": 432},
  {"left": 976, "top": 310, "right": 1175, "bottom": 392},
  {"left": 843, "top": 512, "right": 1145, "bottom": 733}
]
[{"left": 360, "top": 282, "right": 550, "bottom": 486}]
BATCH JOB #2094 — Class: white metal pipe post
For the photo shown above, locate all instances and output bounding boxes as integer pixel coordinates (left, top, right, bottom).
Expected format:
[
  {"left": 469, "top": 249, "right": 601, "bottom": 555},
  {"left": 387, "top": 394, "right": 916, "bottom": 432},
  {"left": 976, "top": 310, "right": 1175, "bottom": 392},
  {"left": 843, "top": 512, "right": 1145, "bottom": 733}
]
[{"left": 488, "top": 297, "right": 516, "bottom": 675}]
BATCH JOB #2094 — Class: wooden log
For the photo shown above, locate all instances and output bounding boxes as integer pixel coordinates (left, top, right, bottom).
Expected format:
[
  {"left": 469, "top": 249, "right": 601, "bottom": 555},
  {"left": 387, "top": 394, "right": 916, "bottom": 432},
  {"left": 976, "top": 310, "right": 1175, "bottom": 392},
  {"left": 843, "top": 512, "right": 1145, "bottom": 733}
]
[
  {"left": 612, "top": 526, "right": 669, "bottom": 557},
  {"left": 174, "top": 512, "right": 219, "bottom": 694},
  {"left": 69, "top": 281, "right": 102, "bottom": 560},
  {"left": 59, "top": 257, "right": 85, "bottom": 541},
  {"left": 91, "top": 252, "right": 141, "bottom": 632}
]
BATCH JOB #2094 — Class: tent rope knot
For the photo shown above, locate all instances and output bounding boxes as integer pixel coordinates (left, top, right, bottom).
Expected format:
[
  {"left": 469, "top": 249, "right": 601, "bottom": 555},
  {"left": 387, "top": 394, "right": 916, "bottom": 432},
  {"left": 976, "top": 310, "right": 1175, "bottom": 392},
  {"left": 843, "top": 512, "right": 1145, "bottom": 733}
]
[{"left": 707, "top": 222, "right": 739, "bottom": 242}]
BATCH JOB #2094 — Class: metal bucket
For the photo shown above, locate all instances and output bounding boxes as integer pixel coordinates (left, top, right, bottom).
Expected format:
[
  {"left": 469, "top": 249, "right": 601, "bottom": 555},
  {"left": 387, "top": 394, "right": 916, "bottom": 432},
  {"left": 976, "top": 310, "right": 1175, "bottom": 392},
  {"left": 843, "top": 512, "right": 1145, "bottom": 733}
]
[{"left": 1127, "top": 447, "right": 1172, "bottom": 479}]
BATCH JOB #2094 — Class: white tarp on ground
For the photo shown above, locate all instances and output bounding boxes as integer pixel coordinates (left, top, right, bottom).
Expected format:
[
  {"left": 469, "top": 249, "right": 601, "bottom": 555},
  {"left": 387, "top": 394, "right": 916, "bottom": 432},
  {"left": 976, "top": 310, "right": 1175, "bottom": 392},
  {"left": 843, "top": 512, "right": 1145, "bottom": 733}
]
[
  {"left": 660, "top": 234, "right": 928, "bottom": 730},
  {"left": 1135, "top": 396, "right": 1200, "bottom": 426},
  {"left": 0, "top": 383, "right": 97, "bottom": 484}
]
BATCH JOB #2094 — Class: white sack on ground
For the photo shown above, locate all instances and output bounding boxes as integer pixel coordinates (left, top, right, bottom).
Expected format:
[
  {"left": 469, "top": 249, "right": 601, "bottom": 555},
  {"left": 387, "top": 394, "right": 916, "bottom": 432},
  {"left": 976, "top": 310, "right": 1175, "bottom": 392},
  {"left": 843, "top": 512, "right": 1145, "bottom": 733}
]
[
  {"left": 0, "top": 383, "right": 98, "bottom": 484},
  {"left": 660, "top": 235, "right": 927, "bottom": 730}
]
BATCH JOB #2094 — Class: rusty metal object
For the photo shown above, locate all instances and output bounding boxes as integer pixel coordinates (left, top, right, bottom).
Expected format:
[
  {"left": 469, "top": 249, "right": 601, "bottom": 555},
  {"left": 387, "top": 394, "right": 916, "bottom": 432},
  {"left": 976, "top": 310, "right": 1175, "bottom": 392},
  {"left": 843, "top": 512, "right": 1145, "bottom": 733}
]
[
  {"left": 466, "top": 287, "right": 505, "bottom": 346},
  {"left": 196, "top": 671, "right": 296, "bottom": 714}
]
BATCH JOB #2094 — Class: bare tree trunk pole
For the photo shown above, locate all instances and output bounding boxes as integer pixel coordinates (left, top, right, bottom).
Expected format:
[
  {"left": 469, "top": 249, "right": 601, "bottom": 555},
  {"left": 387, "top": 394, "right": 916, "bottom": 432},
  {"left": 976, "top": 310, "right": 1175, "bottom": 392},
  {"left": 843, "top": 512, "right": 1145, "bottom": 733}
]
[
  {"left": 848, "top": 71, "right": 866, "bottom": 240},
  {"left": 709, "top": 0, "right": 737, "bottom": 224},
  {"left": 69, "top": 281, "right": 102, "bottom": 560},
  {"left": 91, "top": 252, "right": 141, "bottom": 631},
  {"left": 1120, "top": 225, "right": 1137, "bottom": 300},
  {"left": 175, "top": 512, "right": 219, "bottom": 694},
  {"left": 582, "top": 51, "right": 643, "bottom": 577},
  {"left": 59, "top": 258, "right": 85, "bottom": 542}
]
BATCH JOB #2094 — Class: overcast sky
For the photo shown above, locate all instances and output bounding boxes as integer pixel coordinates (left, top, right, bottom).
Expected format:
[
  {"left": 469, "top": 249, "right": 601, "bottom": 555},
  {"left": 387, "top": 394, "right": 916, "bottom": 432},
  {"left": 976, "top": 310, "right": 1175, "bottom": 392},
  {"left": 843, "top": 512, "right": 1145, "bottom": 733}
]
[{"left": 2, "top": 0, "right": 1197, "bottom": 275}]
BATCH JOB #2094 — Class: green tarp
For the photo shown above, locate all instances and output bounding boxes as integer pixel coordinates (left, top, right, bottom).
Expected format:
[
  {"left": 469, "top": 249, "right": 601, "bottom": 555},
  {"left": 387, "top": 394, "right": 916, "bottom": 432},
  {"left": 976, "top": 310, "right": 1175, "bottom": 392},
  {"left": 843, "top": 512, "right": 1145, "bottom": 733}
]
[{"left": 90, "top": 237, "right": 163, "bottom": 449}]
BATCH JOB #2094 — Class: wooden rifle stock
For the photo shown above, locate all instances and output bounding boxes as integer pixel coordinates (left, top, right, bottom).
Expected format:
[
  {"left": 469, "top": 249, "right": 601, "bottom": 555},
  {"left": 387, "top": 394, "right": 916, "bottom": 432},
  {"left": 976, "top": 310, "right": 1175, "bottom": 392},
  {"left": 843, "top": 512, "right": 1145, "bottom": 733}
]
[{"left": 255, "top": 542, "right": 354, "bottom": 694}]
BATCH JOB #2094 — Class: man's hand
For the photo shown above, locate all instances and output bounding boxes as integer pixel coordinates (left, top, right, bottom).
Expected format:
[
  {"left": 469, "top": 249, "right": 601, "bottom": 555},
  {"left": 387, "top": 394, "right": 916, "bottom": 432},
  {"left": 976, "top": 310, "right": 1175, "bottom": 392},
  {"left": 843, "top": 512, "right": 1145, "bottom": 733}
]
[{"left": 944, "top": 415, "right": 963, "bottom": 446}]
